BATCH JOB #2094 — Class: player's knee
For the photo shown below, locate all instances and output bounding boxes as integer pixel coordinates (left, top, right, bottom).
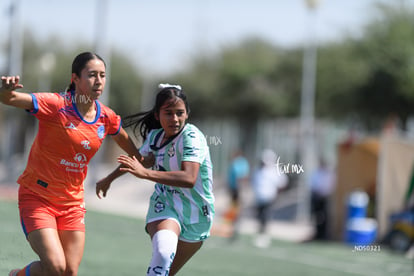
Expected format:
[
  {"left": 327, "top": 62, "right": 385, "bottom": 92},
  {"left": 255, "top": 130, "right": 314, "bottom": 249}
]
[
  {"left": 41, "top": 258, "right": 66, "bottom": 276},
  {"left": 43, "top": 265, "right": 66, "bottom": 276},
  {"left": 63, "top": 265, "right": 78, "bottom": 276},
  {"left": 147, "top": 229, "right": 178, "bottom": 276},
  {"left": 156, "top": 246, "right": 176, "bottom": 262}
]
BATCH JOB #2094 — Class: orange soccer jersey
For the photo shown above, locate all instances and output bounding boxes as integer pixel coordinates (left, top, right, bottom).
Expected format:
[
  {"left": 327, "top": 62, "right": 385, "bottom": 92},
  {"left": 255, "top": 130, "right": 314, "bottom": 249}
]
[{"left": 17, "top": 91, "right": 121, "bottom": 206}]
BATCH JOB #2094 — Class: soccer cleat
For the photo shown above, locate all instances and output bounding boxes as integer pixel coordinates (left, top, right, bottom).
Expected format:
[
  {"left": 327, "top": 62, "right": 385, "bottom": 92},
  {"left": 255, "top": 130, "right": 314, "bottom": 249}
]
[{"left": 8, "top": 269, "right": 20, "bottom": 276}]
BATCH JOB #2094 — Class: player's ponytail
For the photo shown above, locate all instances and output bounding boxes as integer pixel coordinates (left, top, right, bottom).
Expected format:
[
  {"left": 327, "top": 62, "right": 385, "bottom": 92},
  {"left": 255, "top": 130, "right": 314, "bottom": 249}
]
[
  {"left": 66, "top": 78, "right": 76, "bottom": 92},
  {"left": 123, "top": 109, "right": 160, "bottom": 141}
]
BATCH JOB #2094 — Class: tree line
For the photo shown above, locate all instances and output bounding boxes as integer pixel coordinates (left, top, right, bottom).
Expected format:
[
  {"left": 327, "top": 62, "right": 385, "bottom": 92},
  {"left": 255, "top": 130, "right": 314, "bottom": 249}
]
[{"left": 1, "top": 2, "right": 413, "bottom": 133}]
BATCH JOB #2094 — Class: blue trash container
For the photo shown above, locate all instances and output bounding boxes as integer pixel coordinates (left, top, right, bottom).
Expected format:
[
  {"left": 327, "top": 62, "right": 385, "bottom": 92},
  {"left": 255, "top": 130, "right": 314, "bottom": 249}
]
[
  {"left": 345, "top": 218, "right": 377, "bottom": 246},
  {"left": 347, "top": 191, "right": 369, "bottom": 219}
]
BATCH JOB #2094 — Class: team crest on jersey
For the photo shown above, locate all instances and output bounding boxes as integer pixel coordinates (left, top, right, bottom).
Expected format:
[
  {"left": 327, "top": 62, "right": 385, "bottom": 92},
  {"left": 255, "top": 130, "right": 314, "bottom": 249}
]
[
  {"left": 168, "top": 143, "right": 175, "bottom": 157},
  {"left": 97, "top": 125, "right": 105, "bottom": 139},
  {"left": 154, "top": 201, "right": 165, "bottom": 213}
]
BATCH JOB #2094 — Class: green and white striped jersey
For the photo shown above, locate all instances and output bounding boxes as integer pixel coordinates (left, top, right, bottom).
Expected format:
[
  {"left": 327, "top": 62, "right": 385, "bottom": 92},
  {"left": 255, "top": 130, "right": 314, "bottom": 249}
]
[{"left": 139, "top": 123, "right": 215, "bottom": 224}]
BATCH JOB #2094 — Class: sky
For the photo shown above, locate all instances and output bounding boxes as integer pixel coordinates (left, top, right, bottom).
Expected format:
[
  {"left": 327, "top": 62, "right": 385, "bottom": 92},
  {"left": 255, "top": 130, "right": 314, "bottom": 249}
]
[{"left": 0, "top": 0, "right": 412, "bottom": 75}]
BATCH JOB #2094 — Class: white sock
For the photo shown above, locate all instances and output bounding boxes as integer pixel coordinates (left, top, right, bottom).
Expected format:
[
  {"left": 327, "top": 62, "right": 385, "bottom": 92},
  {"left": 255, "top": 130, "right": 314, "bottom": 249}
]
[{"left": 147, "top": 229, "right": 178, "bottom": 276}]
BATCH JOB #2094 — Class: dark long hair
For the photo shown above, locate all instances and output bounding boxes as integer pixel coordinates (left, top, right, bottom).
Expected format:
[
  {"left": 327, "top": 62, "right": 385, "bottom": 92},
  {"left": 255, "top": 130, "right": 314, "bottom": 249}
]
[
  {"left": 66, "top": 52, "right": 106, "bottom": 92},
  {"left": 123, "top": 85, "right": 190, "bottom": 140}
]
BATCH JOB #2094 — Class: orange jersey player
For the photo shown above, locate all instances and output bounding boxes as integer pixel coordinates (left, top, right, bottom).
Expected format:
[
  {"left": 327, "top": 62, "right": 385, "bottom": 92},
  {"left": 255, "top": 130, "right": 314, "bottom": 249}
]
[
  {"left": 18, "top": 90, "right": 121, "bottom": 206},
  {"left": 1, "top": 52, "right": 140, "bottom": 276}
]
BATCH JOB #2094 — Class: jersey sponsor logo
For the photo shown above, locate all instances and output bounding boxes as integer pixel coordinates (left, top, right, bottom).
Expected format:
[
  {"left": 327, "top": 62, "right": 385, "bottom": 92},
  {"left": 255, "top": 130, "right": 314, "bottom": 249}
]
[
  {"left": 97, "top": 125, "right": 105, "bottom": 139},
  {"left": 167, "top": 143, "right": 175, "bottom": 157},
  {"left": 59, "top": 153, "right": 88, "bottom": 173},
  {"left": 65, "top": 122, "right": 77, "bottom": 130},
  {"left": 60, "top": 159, "right": 86, "bottom": 173},
  {"left": 159, "top": 185, "right": 181, "bottom": 196},
  {"left": 81, "top": 140, "right": 91, "bottom": 150},
  {"left": 166, "top": 187, "right": 182, "bottom": 195},
  {"left": 74, "top": 153, "right": 87, "bottom": 163},
  {"left": 60, "top": 159, "right": 82, "bottom": 167}
]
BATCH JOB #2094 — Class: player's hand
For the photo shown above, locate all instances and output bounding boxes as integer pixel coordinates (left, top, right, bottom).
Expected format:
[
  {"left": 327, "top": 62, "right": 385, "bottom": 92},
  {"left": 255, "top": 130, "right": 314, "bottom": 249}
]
[
  {"left": 96, "top": 177, "right": 112, "bottom": 199},
  {"left": 1, "top": 76, "right": 24, "bottom": 92},
  {"left": 118, "top": 154, "right": 147, "bottom": 178}
]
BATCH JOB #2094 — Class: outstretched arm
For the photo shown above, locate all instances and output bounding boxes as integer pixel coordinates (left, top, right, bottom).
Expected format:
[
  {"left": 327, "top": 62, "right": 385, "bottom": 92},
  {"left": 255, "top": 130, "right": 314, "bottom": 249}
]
[
  {"left": 0, "top": 76, "right": 33, "bottom": 110},
  {"left": 111, "top": 127, "right": 154, "bottom": 168},
  {"left": 96, "top": 127, "right": 154, "bottom": 198},
  {"left": 95, "top": 163, "right": 124, "bottom": 199},
  {"left": 118, "top": 155, "right": 200, "bottom": 189}
]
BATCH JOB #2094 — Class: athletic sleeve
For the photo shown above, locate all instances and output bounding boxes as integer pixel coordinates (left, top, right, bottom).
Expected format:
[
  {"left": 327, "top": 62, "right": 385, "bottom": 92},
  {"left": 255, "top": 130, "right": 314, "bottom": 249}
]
[
  {"left": 27, "top": 92, "right": 62, "bottom": 118},
  {"left": 182, "top": 126, "right": 208, "bottom": 164},
  {"left": 99, "top": 103, "right": 122, "bottom": 136},
  {"left": 106, "top": 110, "right": 122, "bottom": 136}
]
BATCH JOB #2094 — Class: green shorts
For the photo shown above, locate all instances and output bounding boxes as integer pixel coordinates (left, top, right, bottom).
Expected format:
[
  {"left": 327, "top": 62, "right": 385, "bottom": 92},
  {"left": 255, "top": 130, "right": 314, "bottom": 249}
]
[{"left": 146, "top": 193, "right": 213, "bottom": 242}]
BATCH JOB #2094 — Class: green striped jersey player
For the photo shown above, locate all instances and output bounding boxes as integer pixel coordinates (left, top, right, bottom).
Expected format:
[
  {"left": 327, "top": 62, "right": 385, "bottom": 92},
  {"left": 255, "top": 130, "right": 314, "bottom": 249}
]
[
  {"left": 140, "top": 123, "right": 215, "bottom": 231},
  {"left": 96, "top": 84, "right": 215, "bottom": 276}
]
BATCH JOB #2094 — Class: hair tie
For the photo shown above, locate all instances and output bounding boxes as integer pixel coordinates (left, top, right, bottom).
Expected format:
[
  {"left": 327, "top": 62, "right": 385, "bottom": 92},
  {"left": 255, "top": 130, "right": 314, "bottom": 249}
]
[{"left": 158, "top": 83, "right": 182, "bottom": 91}]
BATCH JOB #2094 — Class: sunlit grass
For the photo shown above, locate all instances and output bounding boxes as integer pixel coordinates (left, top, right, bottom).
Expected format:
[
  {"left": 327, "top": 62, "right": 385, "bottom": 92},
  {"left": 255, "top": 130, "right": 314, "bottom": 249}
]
[{"left": 0, "top": 200, "right": 412, "bottom": 276}]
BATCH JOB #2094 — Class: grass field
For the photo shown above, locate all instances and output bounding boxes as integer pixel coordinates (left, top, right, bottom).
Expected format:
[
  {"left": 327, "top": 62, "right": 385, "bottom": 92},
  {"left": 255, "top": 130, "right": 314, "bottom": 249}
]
[{"left": 0, "top": 199, "right": 412, "bottom": 276}]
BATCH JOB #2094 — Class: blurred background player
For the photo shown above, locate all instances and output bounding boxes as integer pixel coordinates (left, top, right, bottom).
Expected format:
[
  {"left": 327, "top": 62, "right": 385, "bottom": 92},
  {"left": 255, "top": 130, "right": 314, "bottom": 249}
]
[
  {"left": 309, "top": 157, "right": 335, "bottom": 240},
  {"left": 251, "top": 149, "right": 288, "bottom": 248},
  {"left": 1, "top": 52, "right": 139, "bottom": 276},
  {"left": 224, "top": 149, "right": 250, "bottom": 239}
]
